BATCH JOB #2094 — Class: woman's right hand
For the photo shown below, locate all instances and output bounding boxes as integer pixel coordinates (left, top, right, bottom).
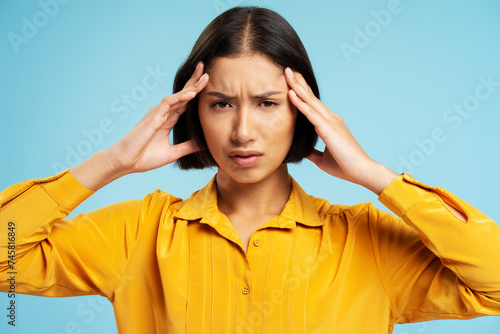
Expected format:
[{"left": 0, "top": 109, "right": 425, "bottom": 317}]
[
  {"left": 69, "top": 62, "right": 209, "bottom": 191},
  {"left": 107, "top": 62, "right": 208, "bottom": 174}
]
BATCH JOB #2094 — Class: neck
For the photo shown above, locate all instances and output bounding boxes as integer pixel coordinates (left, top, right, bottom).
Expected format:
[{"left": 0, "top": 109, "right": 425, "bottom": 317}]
[{"left": 216, "top": 164, "right": 292, "bottom": 217}]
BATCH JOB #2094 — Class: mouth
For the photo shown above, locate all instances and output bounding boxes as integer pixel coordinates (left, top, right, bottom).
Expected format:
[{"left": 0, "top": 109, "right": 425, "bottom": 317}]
[{"left": 229, "top": 150, "right": 263, "bottom": 167}]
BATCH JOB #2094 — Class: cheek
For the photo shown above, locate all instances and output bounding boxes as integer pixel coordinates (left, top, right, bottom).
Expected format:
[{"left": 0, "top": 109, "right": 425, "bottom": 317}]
[
  {"left": 260, "top": 111, "right": 296, "bottom": 152},
  {"left": 272, "top": 108, "right": 296, "bottom": 141}
]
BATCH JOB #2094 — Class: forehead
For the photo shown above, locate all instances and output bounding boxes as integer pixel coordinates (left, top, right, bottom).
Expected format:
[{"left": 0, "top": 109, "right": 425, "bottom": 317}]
[{"left": 204, "top": 54, "right": 286, "bottom": 92}]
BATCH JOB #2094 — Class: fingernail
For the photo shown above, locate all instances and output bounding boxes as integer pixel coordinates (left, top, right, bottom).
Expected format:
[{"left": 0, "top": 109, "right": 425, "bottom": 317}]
[
  {"left": 197, "top": 73, "right": 206, "bottom": 83},
  {"left": 286, "top": 67, "right": 294, "bottom": 78},
  {"left": 195, "top": 62, "right": 202, "bottom": 71}
]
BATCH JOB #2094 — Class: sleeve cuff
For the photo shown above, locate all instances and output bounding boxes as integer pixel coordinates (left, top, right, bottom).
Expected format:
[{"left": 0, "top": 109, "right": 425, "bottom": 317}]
[
  {"left": 41, "top": 168, "right": 95, "bottom": 212},
  {"left": 377, "top": 173, "right": 430, "bottom": 218}
]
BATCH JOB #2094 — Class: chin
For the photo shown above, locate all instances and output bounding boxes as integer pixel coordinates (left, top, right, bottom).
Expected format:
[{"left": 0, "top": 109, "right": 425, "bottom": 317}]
[
  {"left": 216, "top": 163, "right": 287, "bottom": 187},
  {"left": 217, "top": 168, "right": 265, "bottom": 186}
]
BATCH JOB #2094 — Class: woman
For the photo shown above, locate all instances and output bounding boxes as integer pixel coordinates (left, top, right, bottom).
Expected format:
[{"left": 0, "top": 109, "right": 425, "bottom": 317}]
[{"left": 1, "top": 6, "right": 499, "bottom": 334}]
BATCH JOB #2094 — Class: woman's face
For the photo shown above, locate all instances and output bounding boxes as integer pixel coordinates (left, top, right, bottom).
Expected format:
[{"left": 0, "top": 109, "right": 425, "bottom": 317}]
[{"left": 198, "top": 53, "right": 297, "bottom": 184}]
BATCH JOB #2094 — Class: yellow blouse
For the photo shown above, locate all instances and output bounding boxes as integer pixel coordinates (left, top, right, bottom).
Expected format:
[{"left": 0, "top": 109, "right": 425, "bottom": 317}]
[{"left": 1, "top": 169, "right": 500, "bottom": 333}]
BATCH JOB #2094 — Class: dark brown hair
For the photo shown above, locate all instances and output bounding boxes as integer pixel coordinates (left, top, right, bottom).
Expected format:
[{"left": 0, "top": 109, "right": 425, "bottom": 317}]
[{"left": 173, "top": 6, "right": 319, "bottom": 169}]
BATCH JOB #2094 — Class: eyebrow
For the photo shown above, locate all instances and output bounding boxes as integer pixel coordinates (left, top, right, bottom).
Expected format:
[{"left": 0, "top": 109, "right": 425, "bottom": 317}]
[{"left": 206, "top": 91, "right": 284, "bottom": 100}]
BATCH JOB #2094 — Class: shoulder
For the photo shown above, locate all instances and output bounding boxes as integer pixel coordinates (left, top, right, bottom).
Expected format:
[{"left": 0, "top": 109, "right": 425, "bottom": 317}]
[
  {"left": 309, "top": 193, "right": 375, "bottom": 222},
  {"left": 139, "top": 189, "right": 184, "bottom": 216},
  {"left": 308, "top": 194, "right": 399, "bottom": 235}
]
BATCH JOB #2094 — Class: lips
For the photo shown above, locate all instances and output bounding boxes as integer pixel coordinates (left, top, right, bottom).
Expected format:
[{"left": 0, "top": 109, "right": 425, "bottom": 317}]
[{"left": 229, "top": 150, "right": 263, "bottom": 167}]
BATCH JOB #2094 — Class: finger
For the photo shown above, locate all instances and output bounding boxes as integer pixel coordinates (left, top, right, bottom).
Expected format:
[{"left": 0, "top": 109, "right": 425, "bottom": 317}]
[
  {"left": 156, "top": 90, "right": 197, "bottom": 118},
  {"left": 285, "top": 68, "right": 314, "bottom": 101},
  {"left": 285, "top": 68, "right": 329, "bottom": 117},
  {"left": 133, "top": 91, "right": 194, "bottom": 135},
  {"left": 143, "top": 72, "right": 208, "bottom": 134},
  {"left": 306, "top": 149, "right": 346, "bottom": 180},
  {"left": 288, "top": 89, "right": 322, "bottom": 125},
  {"left": 285, "top": 68, "right": 311, "bottom": 93},
  {"left": 165, "top": 73, "right": 209, "bottom": 120},
  {"left": 169, "top": 139, "right": 201, "bottom": 161},
  {"left": 151, "top": 74, "right": 209, "bottom": 132},
  {"left": 183, "top": 62, "right": 205, "bottom": 89},
  {"left": 182, "top": 72, "right": 209, "bottom": 95},
  {"left": 170, "top": 67, "right": 209, "bottom": 110},
  {"left": 305, "top": 148, "right": 323, "bottom": 166}
]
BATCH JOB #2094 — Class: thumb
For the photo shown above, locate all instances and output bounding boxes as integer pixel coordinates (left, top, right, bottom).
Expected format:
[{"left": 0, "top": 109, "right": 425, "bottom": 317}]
[
  {"left": 170, "top": 139, "right": 201, "bottom": 162},
  {"left": 306, "top": 149, "right": 323, "bottom": 167}
]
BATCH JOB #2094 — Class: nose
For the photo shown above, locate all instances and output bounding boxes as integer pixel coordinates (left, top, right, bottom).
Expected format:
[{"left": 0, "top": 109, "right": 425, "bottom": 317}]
[{"left": 231, "top": 105, "right": 257, "bottom": 144}]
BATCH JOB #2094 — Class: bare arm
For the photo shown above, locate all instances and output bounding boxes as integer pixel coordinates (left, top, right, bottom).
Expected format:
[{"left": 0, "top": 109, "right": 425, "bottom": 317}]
[
  {"left": 284, "top": 67, "right": 466, "bottom": 221},
  {"left": 70, "top": 62, "right": 209, "bottom": 191}
]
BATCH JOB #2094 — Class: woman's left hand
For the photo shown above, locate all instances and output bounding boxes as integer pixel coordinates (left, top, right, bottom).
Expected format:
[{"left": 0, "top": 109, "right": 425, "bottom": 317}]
[{"left": 285, "top": 67, "right": 397, "bottom": 195}]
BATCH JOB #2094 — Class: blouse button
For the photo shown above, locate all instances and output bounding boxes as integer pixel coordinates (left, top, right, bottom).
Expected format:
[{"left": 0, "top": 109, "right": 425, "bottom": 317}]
[
  {"left": 253, "top": 239, "right": 261, "bottom": 247},
  {"left": 241, "top": 287, "right": 250, "bottom": 295}
]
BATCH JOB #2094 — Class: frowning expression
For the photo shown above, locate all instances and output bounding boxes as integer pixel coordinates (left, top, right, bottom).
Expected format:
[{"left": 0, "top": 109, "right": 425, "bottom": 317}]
[{"left": 198, "top": 53, "right": 297, "bottom": 184}]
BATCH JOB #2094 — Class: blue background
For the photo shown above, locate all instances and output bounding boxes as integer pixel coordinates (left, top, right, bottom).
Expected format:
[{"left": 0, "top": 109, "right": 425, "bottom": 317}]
[{"left": 1, "top": 0, "right": 499, "bottom": 333}]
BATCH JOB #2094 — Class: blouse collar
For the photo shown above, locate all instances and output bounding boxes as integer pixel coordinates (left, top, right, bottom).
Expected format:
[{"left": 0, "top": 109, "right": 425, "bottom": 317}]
[{"left": 173, "top": 174, "right": 324, "bottom": 229}]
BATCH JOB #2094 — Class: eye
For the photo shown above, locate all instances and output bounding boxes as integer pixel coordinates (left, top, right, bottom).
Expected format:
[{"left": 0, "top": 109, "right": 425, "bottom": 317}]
[
  {"left": 259, "top": 101, "right": 277, "bottom": 108},
  {"left": 213, "top": 101, "right": 231, "bottom": 109}
]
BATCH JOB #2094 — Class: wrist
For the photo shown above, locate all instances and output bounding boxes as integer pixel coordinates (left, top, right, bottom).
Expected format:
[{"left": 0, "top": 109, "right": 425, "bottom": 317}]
[
  {"left": 358, "top": 161, "right": 398, "bottom": 196},
  {"left": 69, "top": 149, "right": 128, "bottom": 191}
]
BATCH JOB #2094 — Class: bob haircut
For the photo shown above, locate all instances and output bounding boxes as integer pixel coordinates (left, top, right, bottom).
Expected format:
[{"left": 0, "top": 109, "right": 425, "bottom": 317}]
[{"left": 173, "top": 6, "right": 319, "bottom": 169}]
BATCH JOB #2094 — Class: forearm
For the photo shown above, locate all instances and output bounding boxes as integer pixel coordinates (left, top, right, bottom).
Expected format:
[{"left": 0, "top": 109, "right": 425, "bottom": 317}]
[
  {"left": 0, "top": 166, "right": 142, "bottom": 297},
  {"left": 379, "top": 174, "right": 500, "bottom": 295},
  {"left": 0, "top": 169, "right": 94, "bottom": 265},
  {"left": 357, "top": 161, "right": 398, "bottom": 196},
  {"left": 361, "top": 163, "right": 466, "bottom": 221},
  {"left": 69, "top": 149, "right": 127, "bottom": 191}
]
